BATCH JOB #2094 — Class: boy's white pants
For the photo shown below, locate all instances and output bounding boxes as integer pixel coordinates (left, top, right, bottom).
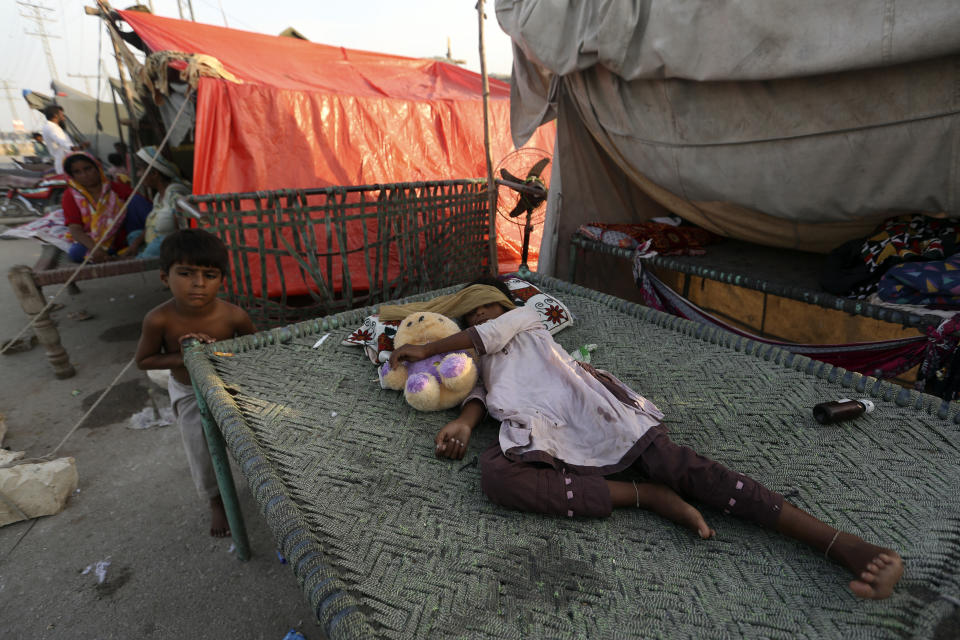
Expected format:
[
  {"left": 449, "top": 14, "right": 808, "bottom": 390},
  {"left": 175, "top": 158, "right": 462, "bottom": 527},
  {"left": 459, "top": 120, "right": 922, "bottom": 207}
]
[{"left": 167, "top": 376, "right": 220, "bottom": 500}]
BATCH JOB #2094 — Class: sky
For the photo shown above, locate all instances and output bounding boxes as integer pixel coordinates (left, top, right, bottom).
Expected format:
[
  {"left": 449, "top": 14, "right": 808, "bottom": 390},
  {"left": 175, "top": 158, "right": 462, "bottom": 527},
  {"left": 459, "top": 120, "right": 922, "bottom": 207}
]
[{"left": 0, "top": 0, "right": 516, "bottom": 131}]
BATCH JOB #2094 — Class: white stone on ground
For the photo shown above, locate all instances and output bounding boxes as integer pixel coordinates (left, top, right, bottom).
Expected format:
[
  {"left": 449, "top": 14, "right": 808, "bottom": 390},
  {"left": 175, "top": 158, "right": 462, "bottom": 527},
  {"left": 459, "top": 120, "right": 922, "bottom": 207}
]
[{"left": 0, "top": 457, "right": 79, "bottom": 527}]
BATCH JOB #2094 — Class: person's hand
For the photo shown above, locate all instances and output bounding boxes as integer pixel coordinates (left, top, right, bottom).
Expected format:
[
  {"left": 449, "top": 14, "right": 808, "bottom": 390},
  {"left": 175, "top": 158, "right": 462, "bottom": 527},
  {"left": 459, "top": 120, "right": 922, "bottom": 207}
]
[
  {"left": 388, "top": 343, "right": 430, "bottom": 370},
  {"left": 179, "top": 332, "right": 216, "bottom": 346},
  {"left": 88, "top": 248, "right": 110, "bottom": 263},
  {"left": 435, "top": 419, "right": 472, "bottom": 460}
]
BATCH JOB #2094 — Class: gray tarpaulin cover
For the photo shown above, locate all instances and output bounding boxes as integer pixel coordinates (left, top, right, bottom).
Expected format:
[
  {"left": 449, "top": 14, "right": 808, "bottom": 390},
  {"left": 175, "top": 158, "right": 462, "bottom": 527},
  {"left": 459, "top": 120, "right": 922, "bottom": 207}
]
[{"left": 496, "top": 0, "right": 960, "bottom": 273}]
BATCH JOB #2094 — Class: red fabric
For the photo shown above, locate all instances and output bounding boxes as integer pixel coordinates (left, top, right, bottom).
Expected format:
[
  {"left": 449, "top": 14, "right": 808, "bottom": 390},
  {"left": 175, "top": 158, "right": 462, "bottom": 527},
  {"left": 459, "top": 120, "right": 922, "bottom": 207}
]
[
  {"left": 118, "top": 11, "right": 554, "bottom": 294},
  {"left": 61, "top": 181, "right": 133, "bottom": 250}
]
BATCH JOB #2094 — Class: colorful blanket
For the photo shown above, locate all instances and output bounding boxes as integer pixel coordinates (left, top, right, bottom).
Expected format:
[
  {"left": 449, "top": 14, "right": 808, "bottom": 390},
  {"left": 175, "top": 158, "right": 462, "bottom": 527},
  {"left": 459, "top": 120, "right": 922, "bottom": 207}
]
[
  {"left": 877, "top": 254, "right": 960, "bottom": 307},
  {"left": 849, "top": 215, "right": 960, "bottom": 297}
]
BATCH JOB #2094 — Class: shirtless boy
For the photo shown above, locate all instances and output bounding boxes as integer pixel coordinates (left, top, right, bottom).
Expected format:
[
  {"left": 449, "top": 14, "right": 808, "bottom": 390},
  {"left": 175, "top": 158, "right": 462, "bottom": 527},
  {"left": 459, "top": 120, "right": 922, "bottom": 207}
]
[{"left": 135, "top": 229, "right": 255, "bottom": 536}]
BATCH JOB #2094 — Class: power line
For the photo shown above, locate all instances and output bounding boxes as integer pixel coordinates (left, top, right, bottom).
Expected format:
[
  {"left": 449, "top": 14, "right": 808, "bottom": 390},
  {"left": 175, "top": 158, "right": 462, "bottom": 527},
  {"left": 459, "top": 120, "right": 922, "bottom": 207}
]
[
  {"left": 16, "top": 1, "right": 61, "bottom": 82},
  {"left": 194, "top": 0, "right": 256, "bottom": 31}
]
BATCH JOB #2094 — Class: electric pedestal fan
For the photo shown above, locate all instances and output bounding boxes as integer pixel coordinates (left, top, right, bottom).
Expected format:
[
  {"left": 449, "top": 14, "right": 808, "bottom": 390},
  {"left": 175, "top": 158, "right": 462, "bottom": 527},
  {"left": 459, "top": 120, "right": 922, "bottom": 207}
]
[{"left": 495, "top": 148, "right": 552, "bottom": 276}]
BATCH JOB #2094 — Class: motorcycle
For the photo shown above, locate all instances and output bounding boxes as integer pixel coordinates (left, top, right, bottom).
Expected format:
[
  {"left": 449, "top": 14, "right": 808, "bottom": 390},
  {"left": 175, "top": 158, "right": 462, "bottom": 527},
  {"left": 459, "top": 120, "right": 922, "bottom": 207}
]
[{"left": 0, "top": 174, "right": 67, "bottom": 218}]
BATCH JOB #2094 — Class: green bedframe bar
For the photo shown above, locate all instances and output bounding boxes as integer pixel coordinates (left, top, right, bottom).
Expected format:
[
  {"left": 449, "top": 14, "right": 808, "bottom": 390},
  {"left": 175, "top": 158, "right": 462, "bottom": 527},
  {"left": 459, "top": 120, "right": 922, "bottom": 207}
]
[
  {"left": 178, "top": 180, "right": 493, "bottom": 327},
  {"left": 185, "top": 274, "right": 959, "bottom": 640}
]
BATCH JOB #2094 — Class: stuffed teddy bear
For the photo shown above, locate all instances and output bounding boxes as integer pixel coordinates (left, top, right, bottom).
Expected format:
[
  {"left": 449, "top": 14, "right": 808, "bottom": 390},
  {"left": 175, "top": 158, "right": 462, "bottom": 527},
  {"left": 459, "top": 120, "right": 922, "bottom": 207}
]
[{"left": 378, "top": 312, "right": 478, "bottom": 411}]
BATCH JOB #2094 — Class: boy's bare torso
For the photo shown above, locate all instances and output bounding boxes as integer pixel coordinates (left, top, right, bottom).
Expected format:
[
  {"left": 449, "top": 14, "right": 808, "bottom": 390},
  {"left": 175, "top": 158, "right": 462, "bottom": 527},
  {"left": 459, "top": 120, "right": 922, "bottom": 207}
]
[{"left": 151, "top": 298, "right": 248, "bottom": 384}]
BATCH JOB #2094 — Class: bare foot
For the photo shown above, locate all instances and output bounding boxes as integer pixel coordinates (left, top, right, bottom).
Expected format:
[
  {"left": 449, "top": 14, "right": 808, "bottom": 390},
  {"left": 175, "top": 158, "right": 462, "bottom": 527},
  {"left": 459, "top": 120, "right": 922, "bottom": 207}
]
[
  {"left": 636, "top": 482, "right": 715, "bottom": 539},
  {"left": 830, "top": 532, "right": 904, "bottom": 599},
  {"left": 209, "top": 495, "right": 231, "bottom": 538}
]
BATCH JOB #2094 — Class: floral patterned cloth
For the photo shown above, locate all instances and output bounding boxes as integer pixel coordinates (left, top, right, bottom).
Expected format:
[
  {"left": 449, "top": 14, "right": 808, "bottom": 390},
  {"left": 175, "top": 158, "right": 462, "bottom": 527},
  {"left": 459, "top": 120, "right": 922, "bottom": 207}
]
[{"left": 63, "top": 152, "right": 129, "bottom": 249}]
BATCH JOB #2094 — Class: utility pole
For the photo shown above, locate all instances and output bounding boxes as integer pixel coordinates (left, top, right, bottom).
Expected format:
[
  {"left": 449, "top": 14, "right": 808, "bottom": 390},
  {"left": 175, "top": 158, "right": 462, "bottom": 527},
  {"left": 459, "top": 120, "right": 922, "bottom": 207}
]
[
  {"left": 1, "top": 80, "right": 21, "bottom": 127},
  {"left": 177, "top": 0, "right": 195, "bottom": 21},
  {"left": 17, "top": 1, "right": 60, "bottom": 82}
]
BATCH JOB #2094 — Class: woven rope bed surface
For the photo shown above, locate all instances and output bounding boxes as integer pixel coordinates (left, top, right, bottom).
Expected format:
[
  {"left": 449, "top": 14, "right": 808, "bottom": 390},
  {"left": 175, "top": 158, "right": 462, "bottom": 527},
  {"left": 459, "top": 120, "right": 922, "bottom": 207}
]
[{"left": 186, "top": 275, "right": 960, "bottom": 640}]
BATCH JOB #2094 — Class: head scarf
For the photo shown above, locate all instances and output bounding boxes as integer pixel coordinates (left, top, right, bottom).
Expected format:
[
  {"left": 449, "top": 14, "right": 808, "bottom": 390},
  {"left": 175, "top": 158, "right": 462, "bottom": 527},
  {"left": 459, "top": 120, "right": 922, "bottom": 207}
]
[
  {"left": 378, "top": 284, "right": 516, "bottom": 322},
  {"left": 64, "top": 151, "right": 126, "bottom": 245},
  {"left": 136, "top": 145, "right": 182, "bottom": 181}
]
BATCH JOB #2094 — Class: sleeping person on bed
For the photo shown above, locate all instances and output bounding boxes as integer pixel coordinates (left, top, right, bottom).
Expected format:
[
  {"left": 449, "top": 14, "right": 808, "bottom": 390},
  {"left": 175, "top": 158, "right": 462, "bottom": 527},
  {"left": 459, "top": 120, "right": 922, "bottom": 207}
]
[{"left": 387, "top": 277, "right": 904, "bottom": 600}]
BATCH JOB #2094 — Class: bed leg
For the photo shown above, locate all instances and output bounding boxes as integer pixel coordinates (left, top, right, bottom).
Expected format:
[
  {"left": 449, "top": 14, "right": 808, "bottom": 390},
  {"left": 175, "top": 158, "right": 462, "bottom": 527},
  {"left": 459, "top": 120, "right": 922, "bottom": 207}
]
[
  {"left": 193, "top": 383, "right": 252, "bottom": 561},
  {"left": 7, "top": 265, "right": 75, "bottom": 379}
]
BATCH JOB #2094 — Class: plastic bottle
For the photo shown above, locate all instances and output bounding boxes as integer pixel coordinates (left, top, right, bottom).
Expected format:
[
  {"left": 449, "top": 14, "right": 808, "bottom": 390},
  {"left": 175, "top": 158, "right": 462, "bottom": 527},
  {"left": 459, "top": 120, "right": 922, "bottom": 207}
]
[
  {"left": 281, "top": 630, "right": 306, "bottom": 640},
  {"left": 812, "top": 398, "right": 875, "bottom": 424}
]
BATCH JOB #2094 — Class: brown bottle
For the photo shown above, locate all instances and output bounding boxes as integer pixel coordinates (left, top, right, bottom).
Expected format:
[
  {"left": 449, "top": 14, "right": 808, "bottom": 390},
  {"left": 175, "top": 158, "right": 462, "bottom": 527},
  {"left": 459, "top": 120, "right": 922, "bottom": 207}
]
[{"left": 813, "top": 398, "right": 875, "bottom": 424}]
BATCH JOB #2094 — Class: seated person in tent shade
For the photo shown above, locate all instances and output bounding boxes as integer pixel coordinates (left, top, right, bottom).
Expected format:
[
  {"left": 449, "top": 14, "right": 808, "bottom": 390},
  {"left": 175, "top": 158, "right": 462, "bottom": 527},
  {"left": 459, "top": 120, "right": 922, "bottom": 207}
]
[{"left": 388, "top": 277, "right": 904, "bottom": 599}]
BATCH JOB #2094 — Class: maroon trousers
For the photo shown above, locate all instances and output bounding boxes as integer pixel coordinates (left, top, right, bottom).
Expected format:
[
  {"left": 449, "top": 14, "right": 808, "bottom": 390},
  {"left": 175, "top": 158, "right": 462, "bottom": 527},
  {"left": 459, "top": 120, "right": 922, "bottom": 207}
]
[{"left": 479, "top": 429, "right": 784, "bottom": 528}]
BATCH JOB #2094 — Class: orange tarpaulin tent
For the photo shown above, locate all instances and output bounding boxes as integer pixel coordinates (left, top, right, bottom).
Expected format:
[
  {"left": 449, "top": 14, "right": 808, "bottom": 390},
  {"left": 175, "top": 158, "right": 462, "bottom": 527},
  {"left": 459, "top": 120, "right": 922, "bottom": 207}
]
[{"left": 118, "top": 11, "right": 553, "bottom": 292}]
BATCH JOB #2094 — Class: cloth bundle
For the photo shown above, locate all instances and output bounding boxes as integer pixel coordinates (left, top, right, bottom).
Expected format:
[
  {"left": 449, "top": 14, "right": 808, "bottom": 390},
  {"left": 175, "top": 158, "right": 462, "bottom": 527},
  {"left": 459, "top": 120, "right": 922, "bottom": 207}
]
[
  {"left": 377, "top": 285, "right": 516, "bottom": 322},
  {"left": 877, "top": 254, "right": 960, "bottom": 307},
  {"left": 821, "top": 214, "right": 960, "bottom": 298}
]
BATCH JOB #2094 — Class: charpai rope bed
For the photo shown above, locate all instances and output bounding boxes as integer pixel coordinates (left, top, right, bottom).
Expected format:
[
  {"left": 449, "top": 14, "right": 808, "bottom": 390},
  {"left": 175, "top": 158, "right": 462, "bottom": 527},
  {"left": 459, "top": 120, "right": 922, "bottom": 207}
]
[
  {"left": 568, "top": 234, "right": 960, "bottom": 399},
  {"left": 186, "top": 274, "right": 959, "bottom": 640},
  {"left": 7, "top": 180, "right": 491, "bottom": 379},
  {"left": 568, "top": 234, "right": 945, "bottom": 329},
  {"left": 7, "top": 255, "right": 161, "bottom": 379},
  {"left": 180, "top": 180, "right": 492, "bottom": 327}
]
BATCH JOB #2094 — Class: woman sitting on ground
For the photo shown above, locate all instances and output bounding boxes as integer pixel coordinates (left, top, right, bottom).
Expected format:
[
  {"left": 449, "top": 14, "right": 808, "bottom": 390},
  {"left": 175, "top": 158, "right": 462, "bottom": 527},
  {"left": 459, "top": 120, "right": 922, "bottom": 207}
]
[
  {"left": 61, "top": 151, "right": 151, "bottom": 264},
  {"left": 126, "top": 146, "right": 191, "bottom": 259}
]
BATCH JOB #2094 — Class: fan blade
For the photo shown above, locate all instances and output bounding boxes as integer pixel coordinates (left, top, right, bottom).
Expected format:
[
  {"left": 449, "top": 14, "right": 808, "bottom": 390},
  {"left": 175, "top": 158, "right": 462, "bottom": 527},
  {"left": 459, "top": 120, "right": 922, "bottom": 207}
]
[
  {"left": 508, "top": 201, "right": 528, "bottom": 218},
  {"left": 500, "top": 168, "right": 523, "bottom": 184},
  {"left": 525, "top": 158, "right": 550, "bottom": 179},
  {"left": 525, "top": 194, "right": 547, "bottom": 210}
]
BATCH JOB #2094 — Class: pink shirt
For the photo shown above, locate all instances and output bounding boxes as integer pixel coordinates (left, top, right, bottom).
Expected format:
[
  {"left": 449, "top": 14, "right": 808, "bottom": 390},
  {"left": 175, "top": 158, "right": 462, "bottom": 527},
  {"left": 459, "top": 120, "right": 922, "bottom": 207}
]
[{"left": 467, "top": 306, "right": 663, "bottom": 471}]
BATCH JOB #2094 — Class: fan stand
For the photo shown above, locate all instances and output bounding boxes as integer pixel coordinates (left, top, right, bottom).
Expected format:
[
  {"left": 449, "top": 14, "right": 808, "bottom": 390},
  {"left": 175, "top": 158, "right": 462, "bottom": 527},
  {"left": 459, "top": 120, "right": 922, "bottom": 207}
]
[
  {"left": 518, "top": 210, "right": 534, "bottom": 278},
  {"left": 497, "top": 177, "right": 547, "bottom": 278}
]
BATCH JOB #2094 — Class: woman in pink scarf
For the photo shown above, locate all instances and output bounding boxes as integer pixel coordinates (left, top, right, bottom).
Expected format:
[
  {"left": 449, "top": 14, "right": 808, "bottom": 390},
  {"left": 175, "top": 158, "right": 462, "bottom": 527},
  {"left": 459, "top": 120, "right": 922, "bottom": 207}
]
[{"left": 61, "top": 151, "right": 151, "bottom": 263}]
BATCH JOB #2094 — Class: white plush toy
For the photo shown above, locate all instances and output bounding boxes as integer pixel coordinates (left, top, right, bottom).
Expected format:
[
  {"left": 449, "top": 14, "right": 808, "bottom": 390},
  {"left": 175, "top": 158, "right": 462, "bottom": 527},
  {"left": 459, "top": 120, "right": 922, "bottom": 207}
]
[{"left": 378, "top": 312, "right": 478, "bottom": 411}]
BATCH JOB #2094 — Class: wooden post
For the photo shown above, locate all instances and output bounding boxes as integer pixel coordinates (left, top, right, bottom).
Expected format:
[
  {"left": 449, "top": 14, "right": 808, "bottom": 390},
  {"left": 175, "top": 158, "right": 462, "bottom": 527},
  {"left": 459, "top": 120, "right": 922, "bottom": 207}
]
[
  {"left": 477, "top": 0, "right": 499, "bottom": 275},
  {"left": 8, "top": 266, "right": 75, "bottom": 379},
  {"left": 97, "top": 1, "right": 140, "bottom": 182}
]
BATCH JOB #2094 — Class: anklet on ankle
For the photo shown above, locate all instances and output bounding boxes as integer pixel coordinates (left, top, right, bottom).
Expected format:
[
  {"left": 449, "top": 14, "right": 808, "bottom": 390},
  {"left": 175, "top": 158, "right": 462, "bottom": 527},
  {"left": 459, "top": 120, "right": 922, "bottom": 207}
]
[
  {"left": 632, "top": 480, "right": 640, "bottom": 508},
  {"left": 824, "top": 531, "right": 840, "bottom": 559}
]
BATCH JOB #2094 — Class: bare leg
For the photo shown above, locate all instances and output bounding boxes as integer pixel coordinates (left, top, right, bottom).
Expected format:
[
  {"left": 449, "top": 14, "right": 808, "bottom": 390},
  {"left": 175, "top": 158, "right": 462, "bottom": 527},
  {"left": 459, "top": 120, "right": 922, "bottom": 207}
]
[
  {"left": 776, "top": 502, "right": 903, "bottom": 599},
  {"left": 209, "top": 494, "right": 230, "bottom": 538},
  {"left": 608, "top": 480, "right": 715, "bottom": 539}
]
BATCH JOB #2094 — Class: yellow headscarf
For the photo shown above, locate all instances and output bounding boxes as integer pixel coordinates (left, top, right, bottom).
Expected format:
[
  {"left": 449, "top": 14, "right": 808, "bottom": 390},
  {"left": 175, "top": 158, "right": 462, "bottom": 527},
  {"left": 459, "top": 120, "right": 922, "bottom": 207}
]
[{"left": 378, "top": 284, "right": 516, "bottom": 322}]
